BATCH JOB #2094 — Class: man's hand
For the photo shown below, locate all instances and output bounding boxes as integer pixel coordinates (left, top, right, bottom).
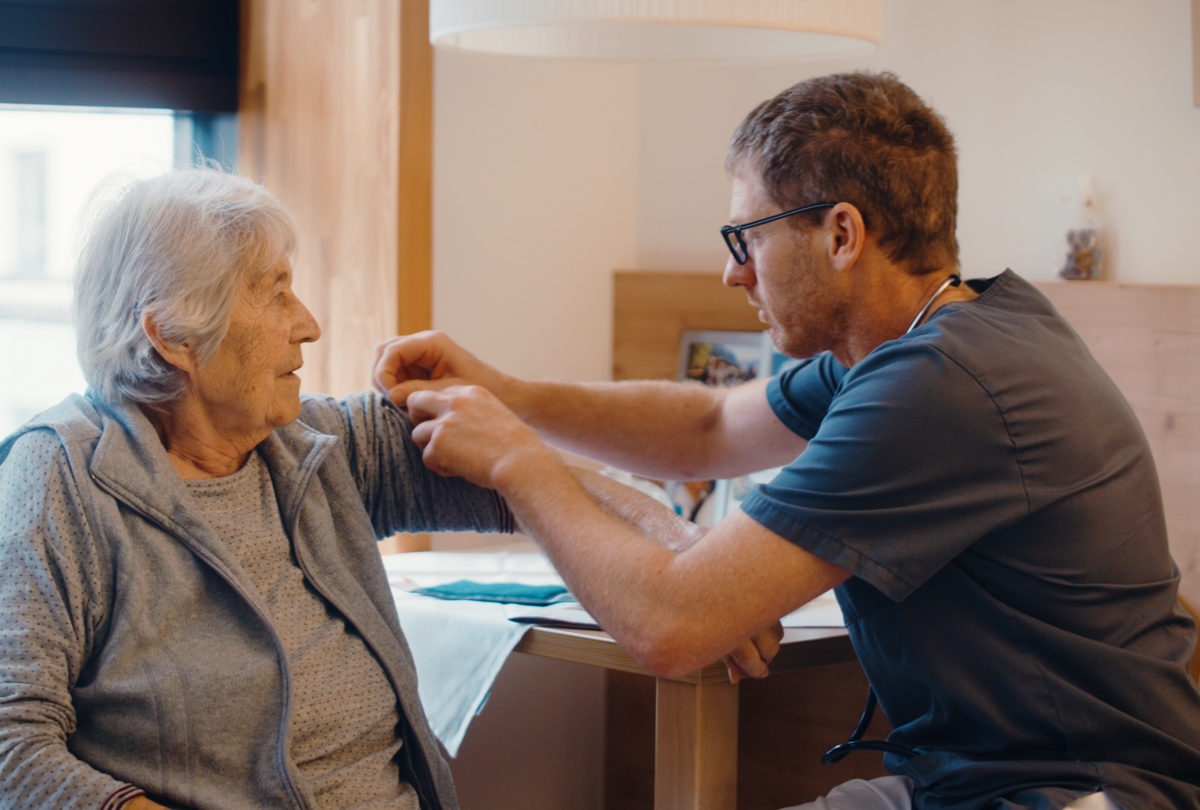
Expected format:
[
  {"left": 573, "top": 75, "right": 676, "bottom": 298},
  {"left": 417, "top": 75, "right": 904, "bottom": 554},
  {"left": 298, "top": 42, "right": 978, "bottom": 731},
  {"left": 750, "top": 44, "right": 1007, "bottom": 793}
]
[
  {"left": 407, "top": 385, "right": 559, "bottom": 489},
  {"left": 373, "top": 331, "right": 508, "bottom": 408},
  {"left": 123, "top": 796, "right": 168, "bottom": 810},
  {"left": 723, "top": 621, "right": 785, "bottom": 683}
]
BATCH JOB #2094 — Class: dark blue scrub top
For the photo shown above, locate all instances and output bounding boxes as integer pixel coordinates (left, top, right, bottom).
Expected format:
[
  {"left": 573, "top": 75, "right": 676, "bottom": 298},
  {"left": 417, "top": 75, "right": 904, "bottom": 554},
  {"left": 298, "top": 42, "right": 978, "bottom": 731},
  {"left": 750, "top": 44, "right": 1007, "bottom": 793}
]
[{"left": 740, "top": 271, "right": 1200, "bottom": 810}]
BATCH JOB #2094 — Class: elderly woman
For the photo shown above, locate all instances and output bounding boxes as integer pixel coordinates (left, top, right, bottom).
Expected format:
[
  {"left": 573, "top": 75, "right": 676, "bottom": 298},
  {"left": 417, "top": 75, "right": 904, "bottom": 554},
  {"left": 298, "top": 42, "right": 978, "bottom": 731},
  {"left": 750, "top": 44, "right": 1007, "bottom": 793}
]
[{"left": 0, "top": 170, "right": 518, "bottom": 810}]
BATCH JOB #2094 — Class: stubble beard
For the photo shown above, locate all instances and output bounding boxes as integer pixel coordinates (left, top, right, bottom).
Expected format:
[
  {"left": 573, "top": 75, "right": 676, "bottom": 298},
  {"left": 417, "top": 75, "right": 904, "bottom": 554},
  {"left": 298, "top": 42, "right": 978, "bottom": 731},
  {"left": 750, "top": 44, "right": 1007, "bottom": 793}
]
[{"left": 764, "top": 252, "right": 849, "bottom": 362}]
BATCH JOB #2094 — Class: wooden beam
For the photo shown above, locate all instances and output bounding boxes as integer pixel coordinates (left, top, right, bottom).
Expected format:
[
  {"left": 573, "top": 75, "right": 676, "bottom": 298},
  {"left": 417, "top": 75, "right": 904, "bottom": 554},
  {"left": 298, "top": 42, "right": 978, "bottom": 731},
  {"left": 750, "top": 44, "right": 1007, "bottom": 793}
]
[
  {"left": 389, "top": 0, "right": 435, "bottom": 553},
  {"left": 398, "top": 0, "right": 434, "bottom": 335}
]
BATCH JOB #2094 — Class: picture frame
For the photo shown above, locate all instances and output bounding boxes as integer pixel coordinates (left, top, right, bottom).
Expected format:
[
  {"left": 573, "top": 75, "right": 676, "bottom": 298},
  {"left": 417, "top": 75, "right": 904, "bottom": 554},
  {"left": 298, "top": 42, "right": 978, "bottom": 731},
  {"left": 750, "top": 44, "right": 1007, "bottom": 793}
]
[{"left": 677, "top": 329, "right": 774, "bottom": 388}]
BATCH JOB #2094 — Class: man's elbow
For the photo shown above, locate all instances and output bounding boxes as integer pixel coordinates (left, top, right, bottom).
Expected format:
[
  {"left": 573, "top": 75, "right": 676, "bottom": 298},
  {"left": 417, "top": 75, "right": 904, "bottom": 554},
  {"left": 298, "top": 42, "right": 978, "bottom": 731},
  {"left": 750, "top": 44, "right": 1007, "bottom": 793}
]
[{"left": 623, "top": 624, "right": 713, "bottom": 680}]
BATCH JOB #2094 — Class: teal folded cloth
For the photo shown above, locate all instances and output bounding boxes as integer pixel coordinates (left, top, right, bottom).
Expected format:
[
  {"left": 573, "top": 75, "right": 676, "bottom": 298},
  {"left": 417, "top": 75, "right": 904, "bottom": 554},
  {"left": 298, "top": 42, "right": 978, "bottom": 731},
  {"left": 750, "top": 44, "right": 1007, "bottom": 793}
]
[{"left": 413, "top": 580, "right": 573, "bottom": 606}]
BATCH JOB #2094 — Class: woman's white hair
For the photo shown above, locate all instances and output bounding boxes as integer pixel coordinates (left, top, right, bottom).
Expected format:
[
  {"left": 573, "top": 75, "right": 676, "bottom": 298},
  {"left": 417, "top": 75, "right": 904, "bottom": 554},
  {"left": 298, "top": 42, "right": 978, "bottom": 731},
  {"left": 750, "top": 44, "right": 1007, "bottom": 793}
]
[{"left": 74, "top": 168, "right": 296, "bottom": 405}]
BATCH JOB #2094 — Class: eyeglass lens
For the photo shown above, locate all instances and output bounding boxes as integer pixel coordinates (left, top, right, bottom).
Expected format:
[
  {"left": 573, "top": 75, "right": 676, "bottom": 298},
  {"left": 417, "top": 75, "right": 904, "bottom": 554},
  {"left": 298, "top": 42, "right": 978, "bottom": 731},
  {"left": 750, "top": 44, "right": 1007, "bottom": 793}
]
[{"left": 724, "top": 230, "right": 747, "bottom": 264}]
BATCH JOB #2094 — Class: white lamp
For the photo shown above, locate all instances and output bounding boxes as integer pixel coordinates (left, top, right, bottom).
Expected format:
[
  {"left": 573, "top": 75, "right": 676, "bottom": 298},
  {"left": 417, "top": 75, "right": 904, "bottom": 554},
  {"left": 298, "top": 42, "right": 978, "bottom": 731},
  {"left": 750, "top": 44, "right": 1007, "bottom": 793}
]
[{"left": 430, "top": 0, "right": 882, "bottom": 61}]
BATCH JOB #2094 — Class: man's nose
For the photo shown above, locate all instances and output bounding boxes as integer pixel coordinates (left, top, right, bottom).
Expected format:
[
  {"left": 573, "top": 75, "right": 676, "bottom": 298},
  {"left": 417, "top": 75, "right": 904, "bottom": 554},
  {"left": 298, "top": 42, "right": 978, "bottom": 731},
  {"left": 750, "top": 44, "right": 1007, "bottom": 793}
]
[{"left": 723, "top": 255, "right": 755, "bottom": 289}]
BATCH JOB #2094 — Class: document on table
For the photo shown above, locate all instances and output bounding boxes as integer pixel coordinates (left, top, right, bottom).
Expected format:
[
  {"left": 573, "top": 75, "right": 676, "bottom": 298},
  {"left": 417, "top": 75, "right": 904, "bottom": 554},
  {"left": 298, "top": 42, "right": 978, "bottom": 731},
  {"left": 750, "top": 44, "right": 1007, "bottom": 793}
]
[{"left": 507, "top": 601, "right": 599, "bottom": 628}]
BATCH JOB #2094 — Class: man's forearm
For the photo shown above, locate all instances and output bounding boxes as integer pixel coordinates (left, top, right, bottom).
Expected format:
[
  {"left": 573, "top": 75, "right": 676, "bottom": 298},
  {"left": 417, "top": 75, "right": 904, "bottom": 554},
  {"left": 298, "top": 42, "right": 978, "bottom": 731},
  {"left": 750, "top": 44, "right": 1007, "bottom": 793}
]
[
  {"left": 571, "top": 468, "right": 706, "bottom": 553},
  {"left": 501, "top": 378, "right": 734, "bottom": 480}
]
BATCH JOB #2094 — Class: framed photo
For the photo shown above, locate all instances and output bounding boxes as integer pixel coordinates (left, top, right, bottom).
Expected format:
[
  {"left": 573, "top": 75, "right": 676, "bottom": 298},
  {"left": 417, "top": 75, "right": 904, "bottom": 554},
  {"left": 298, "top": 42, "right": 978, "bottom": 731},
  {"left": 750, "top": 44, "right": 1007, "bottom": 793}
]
[{"left": 677, "top": 329, "right": 773, "bottom": 388}]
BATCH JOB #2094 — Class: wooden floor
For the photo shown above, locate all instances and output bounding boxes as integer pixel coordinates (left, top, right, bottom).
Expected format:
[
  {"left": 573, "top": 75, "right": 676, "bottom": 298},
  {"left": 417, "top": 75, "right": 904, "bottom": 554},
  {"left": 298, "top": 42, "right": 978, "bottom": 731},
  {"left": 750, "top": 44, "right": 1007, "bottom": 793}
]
[{"left": 605, "top": 660, "right": 892, "bottom": 810}]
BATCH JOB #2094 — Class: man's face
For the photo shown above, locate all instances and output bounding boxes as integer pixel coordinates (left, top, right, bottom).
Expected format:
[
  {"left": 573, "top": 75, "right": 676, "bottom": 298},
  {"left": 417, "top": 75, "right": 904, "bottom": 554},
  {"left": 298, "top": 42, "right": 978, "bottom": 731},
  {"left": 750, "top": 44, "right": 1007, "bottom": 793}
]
[{"left": 722, "top": 165, "right": 850, "bottom": 360}]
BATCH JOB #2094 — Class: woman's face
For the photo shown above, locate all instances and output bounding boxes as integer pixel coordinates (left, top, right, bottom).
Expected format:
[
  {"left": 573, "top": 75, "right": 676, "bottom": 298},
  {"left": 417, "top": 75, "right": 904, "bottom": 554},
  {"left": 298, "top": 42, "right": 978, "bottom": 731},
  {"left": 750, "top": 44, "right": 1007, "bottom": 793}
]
[{"left": 189, "top": 256, "right": 320, "bottom": 437}]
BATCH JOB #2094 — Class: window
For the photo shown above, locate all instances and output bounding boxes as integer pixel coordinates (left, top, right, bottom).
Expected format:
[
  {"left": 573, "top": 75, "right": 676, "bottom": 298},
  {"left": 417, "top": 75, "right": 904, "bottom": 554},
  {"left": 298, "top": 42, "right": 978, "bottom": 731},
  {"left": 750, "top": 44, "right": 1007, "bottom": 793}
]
[{"left": 0, "top": 105, "right": 181, "bottom": 437}]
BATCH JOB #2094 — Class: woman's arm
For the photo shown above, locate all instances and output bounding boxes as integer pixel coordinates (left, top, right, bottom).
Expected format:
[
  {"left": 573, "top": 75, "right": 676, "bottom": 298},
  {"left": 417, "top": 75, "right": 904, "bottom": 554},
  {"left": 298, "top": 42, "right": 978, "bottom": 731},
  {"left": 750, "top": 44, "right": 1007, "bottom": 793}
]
[{"left": 0, "top": 436, "right": 152, "bottom": 810}]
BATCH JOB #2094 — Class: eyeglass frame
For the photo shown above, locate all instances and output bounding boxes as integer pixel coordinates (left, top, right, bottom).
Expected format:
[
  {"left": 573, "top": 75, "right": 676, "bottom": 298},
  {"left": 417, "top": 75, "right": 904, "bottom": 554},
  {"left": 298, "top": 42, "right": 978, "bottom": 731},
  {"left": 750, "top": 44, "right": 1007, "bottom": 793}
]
[{"left": 720, "top": 201, "right": 837, "bottom": 265}]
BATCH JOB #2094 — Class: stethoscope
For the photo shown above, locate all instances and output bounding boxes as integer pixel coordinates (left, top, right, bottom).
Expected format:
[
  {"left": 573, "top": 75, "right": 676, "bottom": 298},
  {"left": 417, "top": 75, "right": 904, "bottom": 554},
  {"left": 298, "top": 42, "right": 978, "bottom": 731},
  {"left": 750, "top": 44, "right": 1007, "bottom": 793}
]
[{"left": 821, "top": 272, "right": 961, "bottom": 767}]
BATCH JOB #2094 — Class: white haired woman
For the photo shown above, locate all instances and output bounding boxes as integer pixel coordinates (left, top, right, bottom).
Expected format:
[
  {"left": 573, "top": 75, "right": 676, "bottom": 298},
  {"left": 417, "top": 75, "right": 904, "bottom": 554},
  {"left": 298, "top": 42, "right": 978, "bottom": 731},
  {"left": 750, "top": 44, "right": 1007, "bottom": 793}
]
[{"left": 0, "top": 170, "right": 517, "bottom": 810}]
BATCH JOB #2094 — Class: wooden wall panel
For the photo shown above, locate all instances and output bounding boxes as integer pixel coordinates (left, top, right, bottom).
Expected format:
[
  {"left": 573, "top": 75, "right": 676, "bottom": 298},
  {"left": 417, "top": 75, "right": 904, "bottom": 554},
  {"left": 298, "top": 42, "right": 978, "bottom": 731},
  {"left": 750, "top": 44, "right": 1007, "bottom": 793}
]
[
  {"left": 240, "top": 0, "right": 433, "bottom": 553},
  {"left": 612, "top": 270, "right": 765, "bottom": 382},
  {"left": 239, "top": 0, "right": 401, "bottom": 398}
]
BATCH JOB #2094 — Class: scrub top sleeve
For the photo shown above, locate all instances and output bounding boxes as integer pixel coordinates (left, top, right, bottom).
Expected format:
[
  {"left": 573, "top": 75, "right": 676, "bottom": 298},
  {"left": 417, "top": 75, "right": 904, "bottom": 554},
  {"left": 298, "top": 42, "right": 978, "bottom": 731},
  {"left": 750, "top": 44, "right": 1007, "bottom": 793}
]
[
  {"left": 743, "top": 341, "right": 1029, "bottom": 602},
  {"left": 766, "top": 352, "right": 850, "bottom": 441}
]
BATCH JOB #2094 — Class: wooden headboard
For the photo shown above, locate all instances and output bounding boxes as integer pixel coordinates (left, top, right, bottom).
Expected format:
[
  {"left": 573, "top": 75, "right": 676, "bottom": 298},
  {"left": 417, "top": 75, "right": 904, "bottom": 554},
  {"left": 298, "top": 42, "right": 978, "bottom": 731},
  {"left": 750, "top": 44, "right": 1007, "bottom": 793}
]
[{"left": 613, "top": 270, "right": 1200, "bottom": 606}]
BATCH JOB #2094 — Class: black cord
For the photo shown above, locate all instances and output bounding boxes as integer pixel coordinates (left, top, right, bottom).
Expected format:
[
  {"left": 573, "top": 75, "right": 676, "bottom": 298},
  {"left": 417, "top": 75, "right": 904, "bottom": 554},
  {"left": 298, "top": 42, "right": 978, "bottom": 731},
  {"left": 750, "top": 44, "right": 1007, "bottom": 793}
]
[{"left": 821, "top": 687, "right": 918, "bottom": 766}]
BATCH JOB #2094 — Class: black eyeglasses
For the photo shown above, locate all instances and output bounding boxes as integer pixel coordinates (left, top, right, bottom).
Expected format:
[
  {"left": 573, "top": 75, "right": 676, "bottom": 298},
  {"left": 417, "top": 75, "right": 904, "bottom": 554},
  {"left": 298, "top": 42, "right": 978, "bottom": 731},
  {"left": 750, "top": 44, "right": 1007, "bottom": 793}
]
[{"left": 720, "top": 202, "right": 837, "bottom": 265}]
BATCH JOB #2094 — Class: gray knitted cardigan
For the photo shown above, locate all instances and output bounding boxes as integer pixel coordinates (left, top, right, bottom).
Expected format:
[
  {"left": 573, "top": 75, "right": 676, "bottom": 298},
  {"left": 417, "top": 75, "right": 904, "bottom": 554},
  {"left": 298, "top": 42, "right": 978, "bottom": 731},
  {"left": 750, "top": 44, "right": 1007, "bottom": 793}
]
[{"left": 0, "top": 390, "right": 512, "bottom": 810}]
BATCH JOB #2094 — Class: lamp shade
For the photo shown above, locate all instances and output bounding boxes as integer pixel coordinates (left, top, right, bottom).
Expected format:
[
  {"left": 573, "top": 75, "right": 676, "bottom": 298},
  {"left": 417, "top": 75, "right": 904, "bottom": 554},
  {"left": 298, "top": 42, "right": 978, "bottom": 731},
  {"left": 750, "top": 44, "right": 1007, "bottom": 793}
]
[{"left": 430, "top": 0, "right": 882, "bottom": 61}]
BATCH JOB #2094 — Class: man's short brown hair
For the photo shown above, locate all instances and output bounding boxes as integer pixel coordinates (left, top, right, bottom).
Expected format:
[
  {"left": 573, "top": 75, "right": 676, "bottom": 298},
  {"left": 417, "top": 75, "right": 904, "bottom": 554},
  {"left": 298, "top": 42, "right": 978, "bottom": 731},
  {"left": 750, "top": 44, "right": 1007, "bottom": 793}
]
[{"left": 727, "top": 71, "right": 958, "bottom": 274}]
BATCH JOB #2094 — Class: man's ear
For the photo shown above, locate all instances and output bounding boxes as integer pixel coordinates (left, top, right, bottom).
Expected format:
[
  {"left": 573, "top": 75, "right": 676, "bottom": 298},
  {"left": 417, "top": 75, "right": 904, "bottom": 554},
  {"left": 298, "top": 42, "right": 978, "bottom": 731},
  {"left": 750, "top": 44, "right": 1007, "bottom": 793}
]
[
  {"left": 826, "top": 202, "right": 867, "bottom": 273},
  {"left": 141, "top": 311, "right": 196, "bottom": 374}
]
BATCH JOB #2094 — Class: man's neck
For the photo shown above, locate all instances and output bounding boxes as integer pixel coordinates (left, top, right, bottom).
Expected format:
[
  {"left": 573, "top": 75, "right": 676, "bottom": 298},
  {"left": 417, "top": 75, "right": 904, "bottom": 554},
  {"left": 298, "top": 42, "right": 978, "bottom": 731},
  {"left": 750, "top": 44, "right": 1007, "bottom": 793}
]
[{"left": 835, "top": 262, "right": 976, "bottom": 367}]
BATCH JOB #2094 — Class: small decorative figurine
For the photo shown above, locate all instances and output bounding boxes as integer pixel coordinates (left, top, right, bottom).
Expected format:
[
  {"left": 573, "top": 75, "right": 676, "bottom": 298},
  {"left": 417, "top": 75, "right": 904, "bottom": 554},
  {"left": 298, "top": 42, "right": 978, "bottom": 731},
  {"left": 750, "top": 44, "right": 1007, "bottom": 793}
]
[{"left": 1060, "top": 176, "right": 1103, "bottom": 280}]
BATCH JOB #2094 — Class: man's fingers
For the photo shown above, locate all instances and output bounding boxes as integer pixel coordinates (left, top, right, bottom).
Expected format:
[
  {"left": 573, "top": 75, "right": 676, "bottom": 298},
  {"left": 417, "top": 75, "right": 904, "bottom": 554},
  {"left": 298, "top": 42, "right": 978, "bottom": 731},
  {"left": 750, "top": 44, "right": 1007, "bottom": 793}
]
[
  {"left": 372, "top": 331, "right": 449, "bottom": 394},
  {"left": 725, "top": 638, "right": 770, "bottom": 681},
  {"left": 722, "top": 622, "right": 785, "bottom": 684},
  {"left": 406, "top": 388, "right": 448, "bottom": 425},
  {"left": 751, "top": 622, "right": 785, "bottom": 667},
  {"left": 723, "top": 654, "right": 747, "bottom": 684},
  {"left": 410, "top": 417, "right": 435, "bottom": 450},
  {"left": 388, "top": 377, "right": 461, "bottom": 408}
]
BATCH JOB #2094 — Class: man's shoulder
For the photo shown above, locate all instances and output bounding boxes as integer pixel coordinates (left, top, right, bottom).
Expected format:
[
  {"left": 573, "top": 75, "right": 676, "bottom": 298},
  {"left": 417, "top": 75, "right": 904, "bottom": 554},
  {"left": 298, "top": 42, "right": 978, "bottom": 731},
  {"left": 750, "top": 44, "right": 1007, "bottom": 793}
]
[{"left": 867, "top": 270, "right": 1099, "bottom": 395}]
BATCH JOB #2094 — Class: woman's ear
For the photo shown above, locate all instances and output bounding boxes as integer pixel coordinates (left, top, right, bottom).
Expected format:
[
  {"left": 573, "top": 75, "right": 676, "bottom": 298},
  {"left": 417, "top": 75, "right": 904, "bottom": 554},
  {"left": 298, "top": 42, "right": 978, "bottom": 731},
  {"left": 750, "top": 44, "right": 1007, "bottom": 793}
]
[{"left": 141, "top": 311, "right": 196, "bottom": 374}]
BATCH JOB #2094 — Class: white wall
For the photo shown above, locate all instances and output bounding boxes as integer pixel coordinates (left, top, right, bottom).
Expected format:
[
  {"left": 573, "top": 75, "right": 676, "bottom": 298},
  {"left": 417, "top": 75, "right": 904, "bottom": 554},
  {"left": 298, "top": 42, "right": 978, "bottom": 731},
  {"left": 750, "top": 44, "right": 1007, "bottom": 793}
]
[
  {"left": 636, "top": 0, "right": 1200, "bottom": 284},
  {"left": 432, "top": 49, "right": 639, "bottom": 385}
]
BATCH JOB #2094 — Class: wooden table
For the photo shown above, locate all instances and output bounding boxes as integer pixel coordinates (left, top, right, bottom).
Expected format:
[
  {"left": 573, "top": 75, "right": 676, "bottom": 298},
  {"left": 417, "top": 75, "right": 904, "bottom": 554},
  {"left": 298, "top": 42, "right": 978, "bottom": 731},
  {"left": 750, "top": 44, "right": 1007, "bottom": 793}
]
[{"left": 513, "top": 626, "right": 857, "bottom": 810}]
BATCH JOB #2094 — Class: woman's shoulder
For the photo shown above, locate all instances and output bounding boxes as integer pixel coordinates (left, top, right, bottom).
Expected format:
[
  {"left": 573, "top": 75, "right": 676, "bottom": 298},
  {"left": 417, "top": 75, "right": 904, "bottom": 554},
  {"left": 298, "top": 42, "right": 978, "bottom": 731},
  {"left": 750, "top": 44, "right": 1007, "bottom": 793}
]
[
  {"left": 0, "top": 428, "right": 79, "bottom": 542},
  {"left": 0, "top": 393, "right": 101, "bottom": 466}
]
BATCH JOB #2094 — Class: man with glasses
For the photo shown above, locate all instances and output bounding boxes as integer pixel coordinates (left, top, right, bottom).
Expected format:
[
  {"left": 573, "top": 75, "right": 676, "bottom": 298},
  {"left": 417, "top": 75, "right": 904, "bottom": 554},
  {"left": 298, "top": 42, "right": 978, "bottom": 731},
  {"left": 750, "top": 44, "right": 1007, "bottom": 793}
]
[{"left": 374, "top": 72, "right": 1200, "bottom": 810}]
